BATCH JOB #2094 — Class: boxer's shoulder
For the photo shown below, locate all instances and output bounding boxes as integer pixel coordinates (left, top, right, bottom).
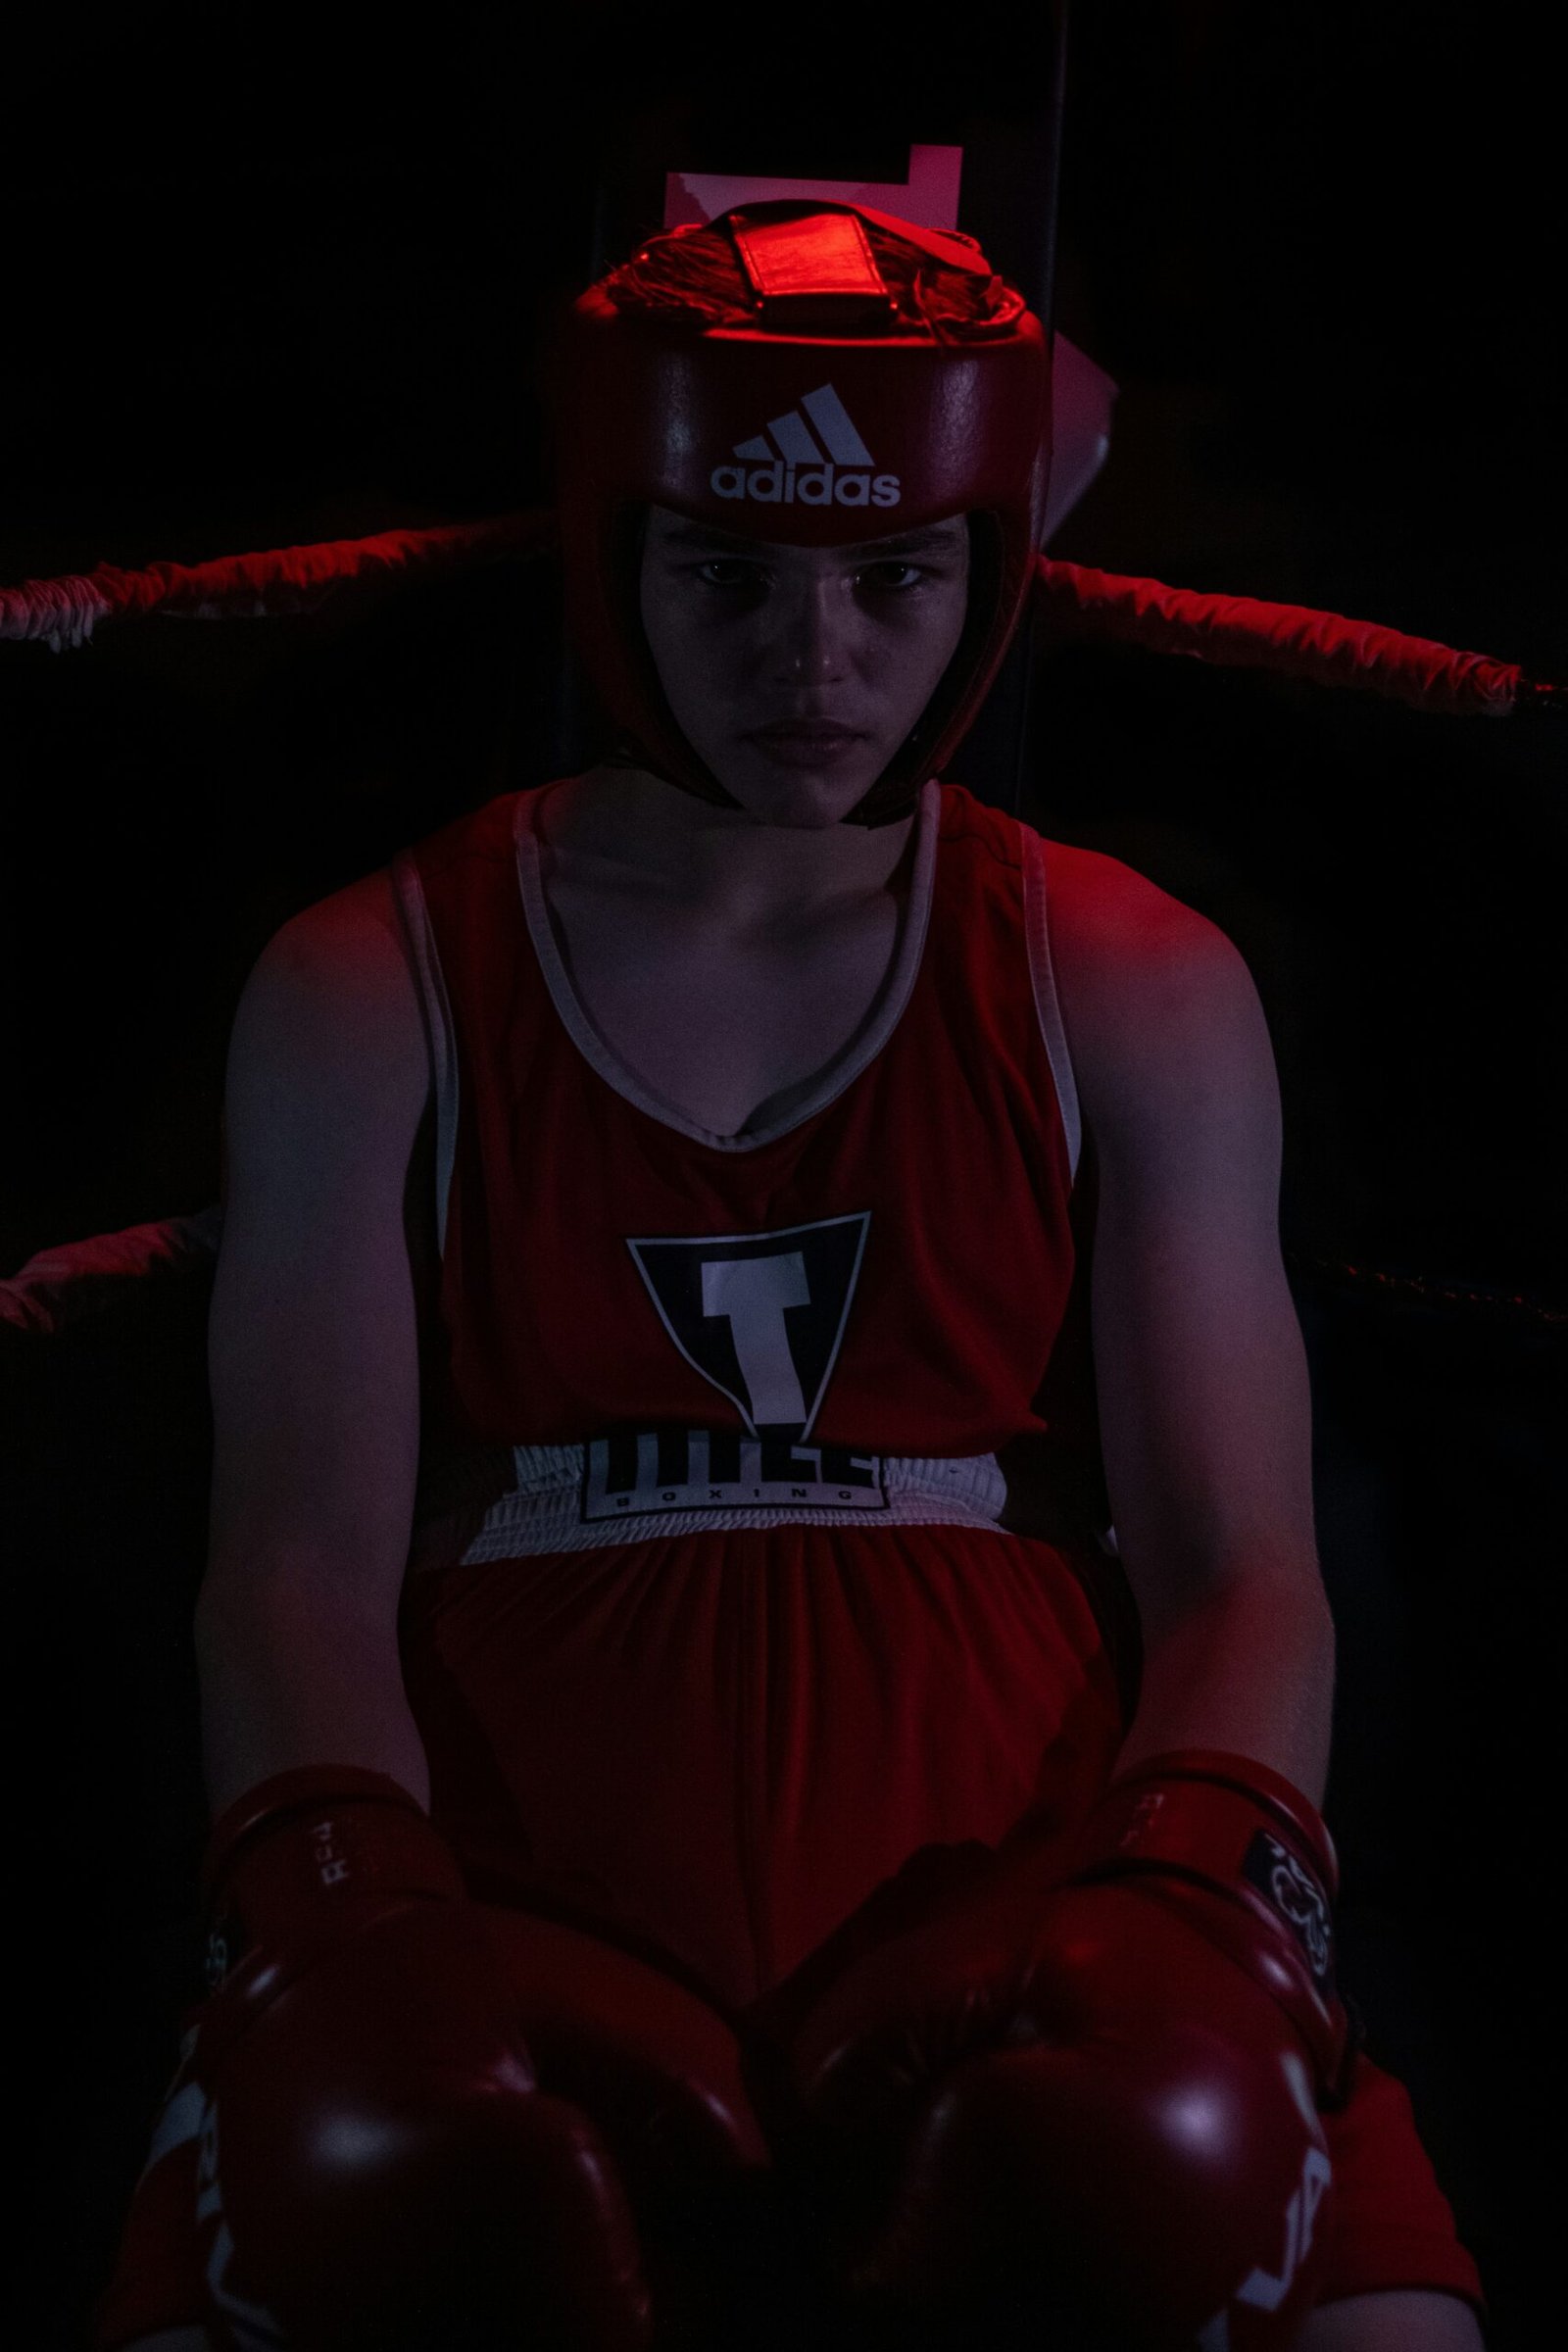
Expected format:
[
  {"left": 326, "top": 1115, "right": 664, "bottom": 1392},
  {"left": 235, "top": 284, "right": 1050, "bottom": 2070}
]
[
  {"left": 226, "top": 865, "right": 439, "bottom": 1329},
  {"left": 276, "top": 863, "right": 415, "bottom": 981},
  {"left": 244, "top": 868, "right": 431, "bottom": 1119},
  {"left": 1035, "top": 836, "right": 1225, "bottom": 964},
  {"left": 1034, "top": 839, "right": 1259, "bottom": 1140}
]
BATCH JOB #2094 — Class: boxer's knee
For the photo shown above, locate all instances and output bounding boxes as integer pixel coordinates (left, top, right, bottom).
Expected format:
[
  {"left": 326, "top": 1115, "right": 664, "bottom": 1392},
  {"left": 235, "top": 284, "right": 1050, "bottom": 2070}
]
[{"left": 116, "top": 2334, "right": 215, "bottom": 2351}]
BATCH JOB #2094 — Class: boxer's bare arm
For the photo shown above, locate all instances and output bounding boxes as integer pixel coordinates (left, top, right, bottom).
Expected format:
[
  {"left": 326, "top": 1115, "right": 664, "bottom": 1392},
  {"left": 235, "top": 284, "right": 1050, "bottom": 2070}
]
[
  {"left": 196, "top": 872, "right": 435, "bottom": 1820},
  {"left": 1042, "top": 836, "right": 1323, "bottom": 1613}
]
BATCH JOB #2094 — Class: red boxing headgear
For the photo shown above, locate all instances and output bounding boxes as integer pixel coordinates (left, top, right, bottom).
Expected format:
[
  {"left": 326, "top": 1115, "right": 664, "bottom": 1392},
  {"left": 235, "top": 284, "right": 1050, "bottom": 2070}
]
[{"left": 546, "top": 200, "right": 1052, "bottom": 827}]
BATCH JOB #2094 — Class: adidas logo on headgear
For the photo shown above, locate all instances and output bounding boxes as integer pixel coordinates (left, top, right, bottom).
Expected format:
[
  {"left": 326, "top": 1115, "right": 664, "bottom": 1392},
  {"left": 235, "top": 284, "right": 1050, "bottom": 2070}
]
[{"left": 710, "top": 383, "right": 901, "bottom": 510}]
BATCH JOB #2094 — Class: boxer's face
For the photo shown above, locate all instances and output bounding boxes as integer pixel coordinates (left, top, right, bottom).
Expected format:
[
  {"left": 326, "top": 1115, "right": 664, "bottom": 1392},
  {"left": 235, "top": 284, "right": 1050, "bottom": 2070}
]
[{"left": 638, "top": 504, "right": 970, "bottom": 828}]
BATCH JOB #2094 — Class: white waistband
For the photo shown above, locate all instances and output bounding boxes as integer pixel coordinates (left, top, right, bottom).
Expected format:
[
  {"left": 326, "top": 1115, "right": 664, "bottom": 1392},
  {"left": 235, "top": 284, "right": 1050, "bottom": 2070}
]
[{"left": 409, "top": 1439, "right": 1010, "bottom": 1568}]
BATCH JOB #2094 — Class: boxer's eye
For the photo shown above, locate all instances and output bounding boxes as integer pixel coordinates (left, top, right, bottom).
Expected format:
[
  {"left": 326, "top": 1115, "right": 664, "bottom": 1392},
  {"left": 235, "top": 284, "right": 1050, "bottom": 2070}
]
[
  {"left": 689, "top": 560, "right": 939, "bottom": 594},
  {"left": 691, "top": 559, "right": 764, "bottom": 591},
  {"left": 859, "top": 562, "right": 936, "bottom": 593}
]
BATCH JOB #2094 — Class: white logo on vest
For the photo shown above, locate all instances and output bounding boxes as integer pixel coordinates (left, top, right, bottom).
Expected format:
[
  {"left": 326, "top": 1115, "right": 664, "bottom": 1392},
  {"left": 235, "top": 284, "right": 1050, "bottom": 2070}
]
[{"left": 583, "top": 1212, "right": 885, "bottom": 1521}]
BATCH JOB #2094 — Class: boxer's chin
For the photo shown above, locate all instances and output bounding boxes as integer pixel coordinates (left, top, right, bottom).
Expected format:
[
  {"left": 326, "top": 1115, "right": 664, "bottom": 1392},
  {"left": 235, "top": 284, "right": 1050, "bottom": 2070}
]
[{"left": 706, "top": 730, "right": 897, "bottom": 829}]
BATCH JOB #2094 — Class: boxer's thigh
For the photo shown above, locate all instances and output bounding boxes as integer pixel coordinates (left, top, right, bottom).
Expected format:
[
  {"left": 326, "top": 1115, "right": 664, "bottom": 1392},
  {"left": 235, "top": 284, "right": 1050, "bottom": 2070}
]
[
  {"left": 1313, "top": 2052, "right": 1488, "bottom": 2328},
  {"left": 1297, "top": 2289, "right": 1486, "bottom": 2348},
  {"left": 89, "top": 2062, "right": 209, "bottom": 2352}
]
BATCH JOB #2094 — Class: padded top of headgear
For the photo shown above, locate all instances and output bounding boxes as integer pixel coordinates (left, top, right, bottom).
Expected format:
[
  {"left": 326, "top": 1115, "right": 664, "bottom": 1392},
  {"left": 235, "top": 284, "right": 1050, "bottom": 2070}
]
[
  {"left": 728, "top": 209, "right": 899, "bottom": 331},
  {"left": 726, "top": 202, "right": 998, "bottom": 335}
]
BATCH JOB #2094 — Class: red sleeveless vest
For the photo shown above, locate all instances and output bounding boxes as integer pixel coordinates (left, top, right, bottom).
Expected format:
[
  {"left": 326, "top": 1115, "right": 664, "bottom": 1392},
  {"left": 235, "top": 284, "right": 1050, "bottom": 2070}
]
[{"left": 389, "top": 777, "right": 1138, "bottom": 2010}]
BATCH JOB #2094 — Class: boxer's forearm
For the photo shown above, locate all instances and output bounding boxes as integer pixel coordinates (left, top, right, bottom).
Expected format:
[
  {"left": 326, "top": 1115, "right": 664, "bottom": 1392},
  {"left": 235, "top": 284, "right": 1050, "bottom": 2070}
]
[
  {"left": 1111, "top": 1575, "right": 1337, "bottom": 1813},
  {"left": 195, "top": 1579, "right": 432, "bottom": 1823}
]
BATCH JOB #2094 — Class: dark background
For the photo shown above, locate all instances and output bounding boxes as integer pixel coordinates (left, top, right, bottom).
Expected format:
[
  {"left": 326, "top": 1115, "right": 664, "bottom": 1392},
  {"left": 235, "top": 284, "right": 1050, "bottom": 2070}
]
[{"left": 4, "top": 4, "right": 1561, "bottom": 2345}]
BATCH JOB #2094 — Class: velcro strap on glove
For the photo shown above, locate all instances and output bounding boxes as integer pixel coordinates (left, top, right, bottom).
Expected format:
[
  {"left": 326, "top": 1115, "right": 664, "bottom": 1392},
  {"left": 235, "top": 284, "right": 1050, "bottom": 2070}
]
[
  {"left": 202, "top": 1764, "right": 466, "bottom": 1989},
  {"left": 1076, "top": 1748, "right": 1358, "bottom": 2105}
]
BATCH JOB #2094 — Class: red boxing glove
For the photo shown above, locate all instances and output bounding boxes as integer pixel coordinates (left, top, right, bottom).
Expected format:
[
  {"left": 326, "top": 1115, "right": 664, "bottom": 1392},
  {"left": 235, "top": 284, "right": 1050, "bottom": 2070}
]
[
  {"left": 92, "top": 1902, "right": 781, "bottom": 2352},
  {"left": 777, "top": 1751, "right": 1361, "bottom": 2350},
  {"left": 189, "top": 1765, "right": 655, "bottom": 2352}
]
